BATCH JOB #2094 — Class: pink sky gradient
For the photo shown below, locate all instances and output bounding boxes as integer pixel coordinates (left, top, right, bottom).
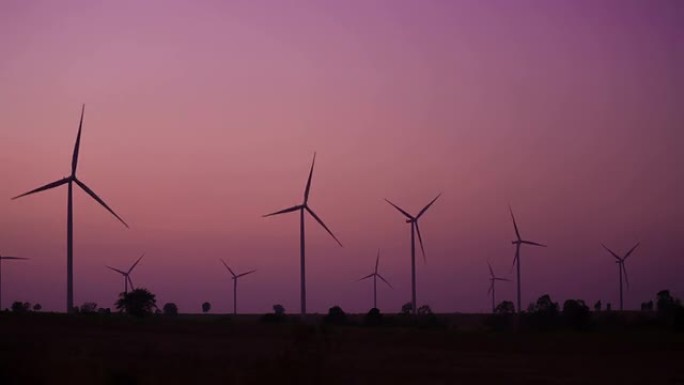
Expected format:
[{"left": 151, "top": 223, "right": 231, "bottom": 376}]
[{"left": 0, "top": 0, "right": 682, "bottom": 313}]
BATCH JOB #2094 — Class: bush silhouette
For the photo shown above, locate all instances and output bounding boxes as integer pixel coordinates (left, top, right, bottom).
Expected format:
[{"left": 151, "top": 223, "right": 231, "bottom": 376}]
[
  {"left": 80, "top": 302, "right": 98, "bottom": 313},
  {"left": 202, "top": 302, "right": 211, "bottom": 313},
  {"left": 163, "top": 303, "right": 178, "bottom": 316},
  {"left": 324, "top": 306, "right": 347, "bottom": 325},
  {"left": 562, "top": 299, "right": 591, "bottom": 330},
  {"left": 116, "top": 288, "right": 157, "bottom": 317},
  {"left": 364, "top": 308, "right": 383, "bottom": 326},
  {"left": 11, "top": 301, "right": 30, "bottom": 313},
  {"left": 32, "top": 304, "right": 42, "bottom": 312},
  {"left": 273, "top": 304, "right": 285, "bottom": 316},
  {"left": 401, "top": 302, "right": 413, "bottom": 315},
  {"left": 495, "top": 300, "right": 515, "bottom": 314},
  {"left": 526, "top": 294, "right": 560, "bottom": 331}
]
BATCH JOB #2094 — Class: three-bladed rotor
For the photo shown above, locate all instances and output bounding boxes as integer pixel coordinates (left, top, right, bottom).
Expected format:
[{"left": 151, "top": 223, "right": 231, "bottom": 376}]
[{"left": 385, "top": 193, "right": 441, "bottom": 262}]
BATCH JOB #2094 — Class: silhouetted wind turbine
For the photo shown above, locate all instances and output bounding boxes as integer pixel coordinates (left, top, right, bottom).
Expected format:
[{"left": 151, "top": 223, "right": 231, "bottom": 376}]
[
  {"left": 106, "top": 254, "right": 145, "bottom": 295},
  {"left": 385, "top": 194, "right": 440, "bottom": 315},
  {"left": 220, "top": 259, "right": 256, "bottom": 315},
  {"left": 12, "top": 105, "right": 129, "bottom": 312},
  {"left": 487, "top": 262, "right": 510, "bottom": 313},
  {"left": 263, "top": 153, "right": 342, "bottom": 316},
  {"left": 509, "top": 206, "right": 546, "bottom": 313},
  {"left": 601, "top": 242, "right": 639, "bottom": 311},
  {"left": 0, "top": 254, "right": 28, "bottom": 311},
  {"left": 358, "top": 250, "right": 392, "bottom": 309}
]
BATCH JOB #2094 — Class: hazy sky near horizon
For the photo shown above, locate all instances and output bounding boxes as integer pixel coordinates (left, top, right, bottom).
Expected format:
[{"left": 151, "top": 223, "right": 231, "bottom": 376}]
[{"left": 0, "top": 0, "right": 682, "bottom": 313}]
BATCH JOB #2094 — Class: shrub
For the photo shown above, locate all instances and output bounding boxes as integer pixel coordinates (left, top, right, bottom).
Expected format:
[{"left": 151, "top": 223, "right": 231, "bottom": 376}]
[
  {"left": 562, "top": 299, "right": 591, "bottom": 330},
  {"left": 324, "top": 306, "right": 347, "bottom": 325},
  {"left": 202, "top": 302, "right": 211, "bottom": 313},
  {"left": 80, "top": 302, "right": 98, "bottom": 313},
  {"left": 116, "top": 288, "right": 157, "bottom": 317},
  {"left": 163, "top": 303, "right": 179, "bottom": 316},
  {"left": 364, "top": 308, "right": 383, "bottom": 326},
  {"left": 11, "top": 301, "right": 30, "bottom": 313}
]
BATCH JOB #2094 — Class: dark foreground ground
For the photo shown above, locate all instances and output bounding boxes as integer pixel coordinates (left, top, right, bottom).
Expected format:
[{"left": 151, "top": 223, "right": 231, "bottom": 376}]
[{"left": 1, "top": 313, "right": 683, "bottom": 385}]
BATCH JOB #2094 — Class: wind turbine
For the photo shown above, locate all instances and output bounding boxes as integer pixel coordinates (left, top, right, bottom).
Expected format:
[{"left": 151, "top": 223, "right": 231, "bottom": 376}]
[
  {"left": 358, "top": 250, "right": 392, "bottom": 309},
  {"left": 509, "top": 206, "right": 546, "bottom": 313},
  {"left": 0, "top": 254, "right": 29, "bottom": 311},
  {"left": 487, "top": 262, "right": 510, "bottom": 313},
  {"left": 263, "top": 153, "right": 342, "bottom": 316},
  {"left": 385, "top": 194, "right": 440, "bottom": 315},
  {"left": 106, "top": 253, "right": 145, "bottom": 295},
  {"left": 12, "top": 105, "right": 129, "bottom": 313},
  {"left": 220, "top": 259, "right": 256, "bottom": 315},
  {"left": 601, "top": 242, "right": 639, "bottom": 311}
]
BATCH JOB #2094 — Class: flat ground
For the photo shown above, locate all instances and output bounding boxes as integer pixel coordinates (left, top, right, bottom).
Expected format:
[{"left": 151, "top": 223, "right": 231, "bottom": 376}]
[{"left": 1, "top": 313, "right": 683, "bottom": 385}]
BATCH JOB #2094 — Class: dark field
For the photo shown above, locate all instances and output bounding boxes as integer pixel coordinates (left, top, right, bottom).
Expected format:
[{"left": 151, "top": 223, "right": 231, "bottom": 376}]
[{"left": 1, "top": 313, "right": 683, "bottom": 385}]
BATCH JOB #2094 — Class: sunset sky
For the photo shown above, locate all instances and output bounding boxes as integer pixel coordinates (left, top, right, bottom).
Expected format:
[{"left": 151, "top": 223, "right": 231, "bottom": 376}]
[{"left": 0, "top": 0, "right": 682, "bottom": 313}]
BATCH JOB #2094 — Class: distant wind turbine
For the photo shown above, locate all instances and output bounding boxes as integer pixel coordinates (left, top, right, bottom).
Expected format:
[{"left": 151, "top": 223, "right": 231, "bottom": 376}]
[
  {"left": 358, "top": 250, "right": 392, "bottom": 309},
  {"left": 263, "top": 153, "right": 342, "bottom": 316},
  {"left": 0, "top": 254, "right": 29, "bottom": 310},
  {"left": 509, "top": 206, "right": 546, "bottom": 313},
  {"left": 487, "top": 262, "right": 510, "bottom": 313},
  {"left": 601, "top": 242, "right": 639, "bottom": 311},
  {"left": 106, "top": 254, "right": 145, "bottom": 295},
  {"left": 12, "top": 105, "right": 129, "bottom": 312},
  {"left": 385, "top": 194, "right": 440, "bottom": 315},
  {"left": 220, "top": 259, "right": 256, "bottom": 315}
]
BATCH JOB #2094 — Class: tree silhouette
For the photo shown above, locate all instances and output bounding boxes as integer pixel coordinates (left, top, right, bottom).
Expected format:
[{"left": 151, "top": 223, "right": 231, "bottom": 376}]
[
  {"left": 495, "top": 300, "right": 515, "bottom": 314},
  {"left": 163, "top": 303, "right": 178, "bottom": 316},
  {"left": 401, "top": 302, "right": 413, "bottom": 315},
  {"left": 593, "top": 300, "right": 601, "bottom": 312},
  {"left": 80, "top": 302, "right": 97, "bottom": 313},
  {"left": 11, "top": 301, "right": 30, "bottom": 313},
  {"left": 116, "top": 288, "right": 156, "bottom": 317},
  {"left": 32, "top": 304, "right": 42, "bottom": 312},
  {"left": 562, "top": 299, "right": 590, "bottom": 330},
  {"left": 364, "top": 308, "right": 383, "bottom": 326},
  {"left": 273, "top": 304, "right": 285, "bottom": 316},
  {"left": 202, "top": 302, "right": 211, "bottom": 313},
  {"left": 324, "top": 306, "right": 347, "bottom": 324}
]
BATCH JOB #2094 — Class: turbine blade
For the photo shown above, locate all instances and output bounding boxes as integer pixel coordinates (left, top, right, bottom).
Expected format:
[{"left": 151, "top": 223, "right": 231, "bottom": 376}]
[
  {"left": 377, "top": 273, "right": 393, "bottom": 289},
  {"left": 509, "top": 205, "right": 521, "bottom": 240},
  {"left": 127, "top": 275, "right": 135, "bottom": 290},
  {"left": 237, "top": 270, "right": 256, "bottom": 278},
  {"left": 623, "top": 242, "right": 640, "bottom": 260},
  {"left": 127, "top": 253, "right": 145, "bottom": 274},
  {"left": 220, "top": 259, "right": 236, "bottom": 277},
  {"left": 375, "top": 250, "right": 380, "bottom": 273},
  {"left": 416, "top": 193, "right": 441, "bottom": 219},
  {"left": 510, "top": 244, "right": 520, "bottom": 273},
  {"left": 358, "top": 273, "right": 374, "bottom": 281},
  {"left": 0, "top": 256, "right": 28, "bottom": 260},
  {"left": 521, "top": 240, "right": 547, "bottom": 247},
  {"left": 305, "top": 206, "right": 343, "bottom": 247},
  {"left": 263, "top": 204, "right": 302, "bottom": 217},
  {"left": 384, "top": 199, "right": 413, "bottom": 220},
  {"left": 488, "top": 281, "right": 493, "bottom": 295},
  {"left": 495, "top": 278, "right": 511, "bottom": 282},
  {"left": 71, "top": 104, "right": 85, "bottom": 176},
  {"left": 622, "top": 263, "right": 630, "bottom": 288},
  {"left": 304, "top": 152, "right": 316, "bottom": 204},
  {"left": 601, "top": 243, "right": 621, "bottom": 261},
  {"left": 488, "top": 262, "right": 494, "bottom": 277},
  {"left": 415, "top": 222, "right": 427, "bottom": 262},
  {"left": 12, "top": 177, "right": 70, "bottom": 200},
  {"left": 106, "top": 265, "right": 126, "bottom": 275},
  {"left": 74, "top": 178, "right": 129, "bottom": 228}
]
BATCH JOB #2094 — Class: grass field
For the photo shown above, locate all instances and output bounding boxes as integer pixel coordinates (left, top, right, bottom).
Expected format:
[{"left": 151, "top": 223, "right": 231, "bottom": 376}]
[{"left": 1, "top": 312, "right": 683, "bottom": 384}]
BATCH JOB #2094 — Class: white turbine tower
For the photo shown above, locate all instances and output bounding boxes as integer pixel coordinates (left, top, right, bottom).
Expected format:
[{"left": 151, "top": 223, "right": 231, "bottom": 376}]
[
  {"left": 12, "top": 105, "right": 129, "bottom": 312},
  {"left": 385, "top": 194, "right": 440, "bottom": 315},
  {"left": 358, "top": 250, "right": 392, "bottom": 309},
  {"left": 263, "top": 153, "right": 342, "bottom": 316},
  {"left": 106, "top": 254, "right": 145, "bottom": 295},
  {"left": 220, "top": 259, "right": 256, "bottom": 315}
]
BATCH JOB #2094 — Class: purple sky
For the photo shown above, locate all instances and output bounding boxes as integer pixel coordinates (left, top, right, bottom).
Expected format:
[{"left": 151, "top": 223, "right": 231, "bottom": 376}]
[{"left": 0, "top": 0, "right": 682, "bottom": 313}]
